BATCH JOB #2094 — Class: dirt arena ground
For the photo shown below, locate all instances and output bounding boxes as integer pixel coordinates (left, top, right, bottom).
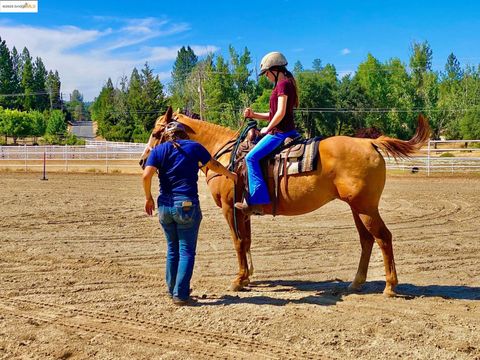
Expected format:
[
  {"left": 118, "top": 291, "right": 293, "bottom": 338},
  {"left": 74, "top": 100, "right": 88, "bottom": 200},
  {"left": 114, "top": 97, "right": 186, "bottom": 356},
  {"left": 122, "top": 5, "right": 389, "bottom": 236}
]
[{"left": 0, "top": 172, "right": 479, "bottom": 359}]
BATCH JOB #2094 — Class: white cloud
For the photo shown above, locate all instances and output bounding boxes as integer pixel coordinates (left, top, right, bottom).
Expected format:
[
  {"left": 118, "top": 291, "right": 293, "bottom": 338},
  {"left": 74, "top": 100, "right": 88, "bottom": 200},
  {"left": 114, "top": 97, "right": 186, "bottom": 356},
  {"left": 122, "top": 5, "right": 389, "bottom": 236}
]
[
  {"left": 190, "top": 45, "right": 220, "bottom": 56},
  {"left": 0, "top": 18, "right": 218, "bottom": 100},
  {"left": 338, "top": 70, "right": 355, "bottom": 78},
  {"left": 341, "top": 48, "right": 351, "bottom": 55}
]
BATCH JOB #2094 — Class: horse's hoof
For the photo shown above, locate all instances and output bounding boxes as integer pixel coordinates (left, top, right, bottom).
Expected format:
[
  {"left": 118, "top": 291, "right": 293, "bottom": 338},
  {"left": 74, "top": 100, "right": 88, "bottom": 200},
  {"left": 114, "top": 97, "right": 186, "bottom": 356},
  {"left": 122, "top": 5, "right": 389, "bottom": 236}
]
[
  {"left": 348, "top": 282, "right": 363, "bottom": 292},
  {"left": 230, "top": 282, "right": 244, "bottom": 291},
  {"left": 383, "top": 288, "right": 397, "bottom": 297},
  {"left": 241, "top": 278, "right": 250, "bottom": 286}
]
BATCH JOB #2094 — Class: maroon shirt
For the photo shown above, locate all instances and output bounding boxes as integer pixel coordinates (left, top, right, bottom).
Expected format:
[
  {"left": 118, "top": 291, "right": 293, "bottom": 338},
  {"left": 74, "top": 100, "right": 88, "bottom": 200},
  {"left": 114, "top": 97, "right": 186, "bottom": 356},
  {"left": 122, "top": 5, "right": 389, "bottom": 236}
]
[{"left": 269, "top": 78, "right": 297, "bottom": 133}]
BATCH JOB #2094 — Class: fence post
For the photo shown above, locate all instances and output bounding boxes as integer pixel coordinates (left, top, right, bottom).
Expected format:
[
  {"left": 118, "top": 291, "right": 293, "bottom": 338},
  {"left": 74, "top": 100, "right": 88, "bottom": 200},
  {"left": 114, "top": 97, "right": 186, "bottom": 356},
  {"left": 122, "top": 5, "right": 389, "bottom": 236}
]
[
  {"left": 427, "top": 140, "right": 431, "bottom": 176},
  {"left": 105, "top": 142, "right": 108, "bottom": 173},
  {"left": 64, "top": 145, "right": 68, "bottom": 172},
  {"left": 41, "top": 151, "right": 48, "bottom": 180},
  {"left": 24, "top": 144, "right": 27, "bottom": 172}
]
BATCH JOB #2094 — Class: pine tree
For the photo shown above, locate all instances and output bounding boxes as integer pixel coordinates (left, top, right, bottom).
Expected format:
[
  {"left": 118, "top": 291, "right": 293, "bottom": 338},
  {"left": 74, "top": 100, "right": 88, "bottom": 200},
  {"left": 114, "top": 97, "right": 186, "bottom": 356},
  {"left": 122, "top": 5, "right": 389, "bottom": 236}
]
[
  {"left": 112, "top": 75, "right": 134, "bottom": 141},
  {"left": 293, "top": 61, "right": 304, "bottom": 75},
  {"left": 11, "top": 46, "right": 22, "bottom": 84},
  {"left": 202, "top": 54, "right": 235, "bottom": 126},
  {"left": 127, "top": 67, "right": 144, "bottom": 140},
  {"left": 45, "top": 70, "right": 61, "bottom": 109},
  {"left": 33, "top": 57, "right": 48, "bottom": 110},
  {"left": 170, "top": 46, "right": 198, "bottom": 110},
  {"left": 138, "top": 63, "right": 166, "bottom": 138},
  {"left": 0, "top": 37, "right": 17, "bottom": 109},
  {"left": 229, "top": 46, "right": 255, "bottom": 108},
  {"left": 10, "top": 46, "right": 22, "bottom": 108},
  {"left": 437, "top": 53, "right": 464, "bottom": 139},
  {"left": 444, "top": 53, "right": 463, "bottom": 81},
  {"left": 68, "top": 89, "right": 85, "bottom": 121},
  {"left": 21, "top": 48, "right": 35, "bottom": 110},
  {"left": 90, "top": 78, "right": 116, "bottom": 139},
  {"left": 312, "top": 59, "right": 323, "bottom": 72},
  {"left": 409, "top": 41, "right": 438, "bottom": 133}
]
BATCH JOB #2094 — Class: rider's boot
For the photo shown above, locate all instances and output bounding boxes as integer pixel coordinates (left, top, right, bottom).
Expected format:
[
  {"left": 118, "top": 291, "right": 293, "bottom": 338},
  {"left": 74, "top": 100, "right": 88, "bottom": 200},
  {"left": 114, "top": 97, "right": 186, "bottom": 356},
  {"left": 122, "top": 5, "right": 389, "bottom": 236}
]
[{"left": 234, "top": 199, "right": 264, "bottom": 216}]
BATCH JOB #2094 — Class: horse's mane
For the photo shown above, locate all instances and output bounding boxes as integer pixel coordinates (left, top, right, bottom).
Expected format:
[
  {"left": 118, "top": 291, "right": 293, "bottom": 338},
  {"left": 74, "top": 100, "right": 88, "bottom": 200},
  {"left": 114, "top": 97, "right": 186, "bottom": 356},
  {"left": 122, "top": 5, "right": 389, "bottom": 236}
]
[{"left": 174, "top": 113, "right": 238, "bottom": 138}]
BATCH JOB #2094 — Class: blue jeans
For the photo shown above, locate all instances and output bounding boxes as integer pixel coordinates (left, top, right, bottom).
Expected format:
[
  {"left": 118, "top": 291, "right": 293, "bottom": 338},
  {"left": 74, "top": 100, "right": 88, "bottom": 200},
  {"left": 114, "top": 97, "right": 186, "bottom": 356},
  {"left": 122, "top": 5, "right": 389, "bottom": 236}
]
[
  {"left": 158, "top": 197, "right": 202, "bottom": 301},
  {"left": 246, "top": 130, "right": 299, "bottom": 205}
]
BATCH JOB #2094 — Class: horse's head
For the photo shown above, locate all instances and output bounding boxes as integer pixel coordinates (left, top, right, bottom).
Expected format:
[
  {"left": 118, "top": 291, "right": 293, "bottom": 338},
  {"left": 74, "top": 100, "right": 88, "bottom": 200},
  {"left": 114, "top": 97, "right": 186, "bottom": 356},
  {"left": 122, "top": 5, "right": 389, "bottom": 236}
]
[{"left": 139, "top": 106, "right": 176, "bottom": 169}]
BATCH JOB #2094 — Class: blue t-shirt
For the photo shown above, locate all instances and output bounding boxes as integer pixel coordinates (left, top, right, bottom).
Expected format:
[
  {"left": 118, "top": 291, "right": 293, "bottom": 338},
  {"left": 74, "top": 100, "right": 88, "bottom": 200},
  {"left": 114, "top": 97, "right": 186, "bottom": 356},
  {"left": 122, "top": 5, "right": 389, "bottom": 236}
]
[{"left": 145, "top": 140, "right": 211, "bottom": 205}]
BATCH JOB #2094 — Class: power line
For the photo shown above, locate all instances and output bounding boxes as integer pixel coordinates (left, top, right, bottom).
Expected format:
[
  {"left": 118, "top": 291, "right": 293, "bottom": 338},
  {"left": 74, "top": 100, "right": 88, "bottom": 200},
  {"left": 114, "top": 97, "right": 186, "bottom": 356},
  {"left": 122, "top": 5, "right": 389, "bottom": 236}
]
[
  {"left": 0, "top": 89, "right": 477, "bottom": 114},
  {"left": 295, "top": 108, "right": 473, "bottom": 113},
  {"left": 0, "top": 91, "right": 66, "bottom": 98},
  {"left": 83, "top": 106, "right": 479, "bottom": 116}
]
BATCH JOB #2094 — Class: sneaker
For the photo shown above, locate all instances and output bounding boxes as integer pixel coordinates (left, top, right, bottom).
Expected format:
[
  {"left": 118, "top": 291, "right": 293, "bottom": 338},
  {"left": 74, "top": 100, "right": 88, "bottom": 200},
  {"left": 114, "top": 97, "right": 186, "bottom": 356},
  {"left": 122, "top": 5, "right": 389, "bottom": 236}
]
[
  {"left": 172, "top": 296, "right": 197, "bottom": 306},
  {"left": 172, "top": 297, "right": 188, "bottom": 306}
]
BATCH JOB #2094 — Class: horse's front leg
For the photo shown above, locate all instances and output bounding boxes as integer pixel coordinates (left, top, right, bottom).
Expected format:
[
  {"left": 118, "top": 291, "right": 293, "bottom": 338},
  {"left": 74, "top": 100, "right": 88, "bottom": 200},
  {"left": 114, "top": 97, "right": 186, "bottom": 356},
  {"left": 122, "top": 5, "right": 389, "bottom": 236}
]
[{"left": 221, "top": 203, "right": 252, "bottom": 291}]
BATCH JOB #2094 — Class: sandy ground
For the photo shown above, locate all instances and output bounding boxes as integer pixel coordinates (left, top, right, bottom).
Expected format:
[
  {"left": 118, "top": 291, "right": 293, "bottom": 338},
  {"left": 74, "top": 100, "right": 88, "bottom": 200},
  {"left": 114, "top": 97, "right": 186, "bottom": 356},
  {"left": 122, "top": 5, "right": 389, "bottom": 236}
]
[{"left": 0, "top": 172, "right": 479, "bottom": 360}]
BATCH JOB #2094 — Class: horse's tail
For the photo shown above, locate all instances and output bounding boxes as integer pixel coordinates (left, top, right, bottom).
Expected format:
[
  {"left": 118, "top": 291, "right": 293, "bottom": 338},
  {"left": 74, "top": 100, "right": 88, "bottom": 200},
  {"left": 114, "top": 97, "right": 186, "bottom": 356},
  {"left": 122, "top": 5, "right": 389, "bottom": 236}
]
[{"left": 371, "top": 114, "right": 431, "bottom": 159}]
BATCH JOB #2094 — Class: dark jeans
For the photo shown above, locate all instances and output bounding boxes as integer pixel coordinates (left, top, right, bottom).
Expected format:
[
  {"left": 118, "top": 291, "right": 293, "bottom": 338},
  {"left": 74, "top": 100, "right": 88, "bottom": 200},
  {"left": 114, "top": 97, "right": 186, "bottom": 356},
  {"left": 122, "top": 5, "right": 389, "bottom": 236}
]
[{"left": 158, "top": 198, "right": 202, "bottom": 301}]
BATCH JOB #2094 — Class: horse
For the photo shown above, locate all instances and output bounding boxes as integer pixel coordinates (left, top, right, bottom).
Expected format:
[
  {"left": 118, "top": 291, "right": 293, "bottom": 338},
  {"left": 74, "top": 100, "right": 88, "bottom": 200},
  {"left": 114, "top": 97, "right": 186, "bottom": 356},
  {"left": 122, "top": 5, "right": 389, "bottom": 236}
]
[{"left": 140, "top": 107, "right": 431, "bottom": 297}]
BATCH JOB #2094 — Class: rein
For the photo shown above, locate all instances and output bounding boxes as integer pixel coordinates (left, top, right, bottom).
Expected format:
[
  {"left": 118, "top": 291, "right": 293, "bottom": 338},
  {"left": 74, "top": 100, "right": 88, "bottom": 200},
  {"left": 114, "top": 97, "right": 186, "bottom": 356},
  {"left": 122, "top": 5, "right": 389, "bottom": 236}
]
[
  {"left": 204, "top": 117, "right": 253, "bottom": 185},
  {"left": 205, "top": 138, "right": 237, "bottom": 185},
  {"left": 204, "top": 119, "right": 259, "bottom": 241}
]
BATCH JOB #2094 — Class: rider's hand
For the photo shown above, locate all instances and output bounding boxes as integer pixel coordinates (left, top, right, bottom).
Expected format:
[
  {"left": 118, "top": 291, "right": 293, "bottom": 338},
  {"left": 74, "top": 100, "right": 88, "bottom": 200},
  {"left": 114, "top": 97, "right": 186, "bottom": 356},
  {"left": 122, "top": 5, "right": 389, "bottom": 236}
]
[
  {"left": 260, "top": 127, "right": 270, "bottom": 135},
  {"left": 145, "top": 197, "right": 155, "bottom": 216},
  {"left": 243, "top": 108, "right": 253, "bottom": 118}
]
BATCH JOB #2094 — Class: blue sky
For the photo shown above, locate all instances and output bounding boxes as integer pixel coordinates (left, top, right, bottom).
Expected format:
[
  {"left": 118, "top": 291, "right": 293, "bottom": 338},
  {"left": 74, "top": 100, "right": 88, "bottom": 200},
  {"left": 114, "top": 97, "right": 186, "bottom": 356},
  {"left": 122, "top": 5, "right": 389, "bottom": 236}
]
[{"left": 1, "top": 0, "right": 480, "bottom": 100}]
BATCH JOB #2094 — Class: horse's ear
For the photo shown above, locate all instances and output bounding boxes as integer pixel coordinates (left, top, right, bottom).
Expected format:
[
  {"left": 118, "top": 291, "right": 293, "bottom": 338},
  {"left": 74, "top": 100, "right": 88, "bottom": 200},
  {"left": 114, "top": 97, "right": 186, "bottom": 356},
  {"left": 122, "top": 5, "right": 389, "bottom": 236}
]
[{"left": 165, "top": 106, "right": 173, "bottom": 123}]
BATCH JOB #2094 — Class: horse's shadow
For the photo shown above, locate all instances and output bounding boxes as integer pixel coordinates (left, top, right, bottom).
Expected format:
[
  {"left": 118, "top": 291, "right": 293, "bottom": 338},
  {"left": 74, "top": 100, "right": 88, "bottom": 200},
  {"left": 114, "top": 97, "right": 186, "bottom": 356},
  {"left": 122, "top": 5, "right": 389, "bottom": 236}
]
[{"left": 199, "top": 279, "right": 480, "bottom": 307}]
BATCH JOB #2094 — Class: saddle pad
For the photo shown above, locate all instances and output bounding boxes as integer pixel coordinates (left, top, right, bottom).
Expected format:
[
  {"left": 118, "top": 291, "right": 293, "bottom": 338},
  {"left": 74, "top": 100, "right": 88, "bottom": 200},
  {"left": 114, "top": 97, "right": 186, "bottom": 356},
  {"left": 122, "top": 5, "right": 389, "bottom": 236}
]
[{"left": 268, "top": 137, "right": 321, "bottom": 177}]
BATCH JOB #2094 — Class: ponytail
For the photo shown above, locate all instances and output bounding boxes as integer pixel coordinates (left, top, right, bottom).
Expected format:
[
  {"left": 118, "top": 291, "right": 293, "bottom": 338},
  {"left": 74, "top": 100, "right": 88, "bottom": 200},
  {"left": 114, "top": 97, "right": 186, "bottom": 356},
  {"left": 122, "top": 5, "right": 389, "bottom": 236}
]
[
  {"left": 271, "top": 66, "right": 299, "bottom": 108},
  {"left": 151, "top": 124, "right": 189, "bottom": 149},
  {"left": 162, "top": 130, "right": 189, "bottom": 149},
  {"left": 284, "top": 69, "right": 299, "bottom": 108}
]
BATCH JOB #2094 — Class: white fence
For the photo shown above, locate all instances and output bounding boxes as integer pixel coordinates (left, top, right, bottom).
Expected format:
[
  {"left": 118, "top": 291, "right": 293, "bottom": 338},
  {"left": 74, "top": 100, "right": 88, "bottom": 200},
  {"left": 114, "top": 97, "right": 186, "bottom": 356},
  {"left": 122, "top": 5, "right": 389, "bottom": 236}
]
[
  {"left": 385, "top": 140, "right": 480, "bottom": 175},
  {"left": 0, "top": 141, "right": 147, "bottom": 173},
  {"left": 84, "top": 139, "right": 146, "bottom": 150},
  {"left": 1, "top": 139, "right": 479, "bottom": 174}
]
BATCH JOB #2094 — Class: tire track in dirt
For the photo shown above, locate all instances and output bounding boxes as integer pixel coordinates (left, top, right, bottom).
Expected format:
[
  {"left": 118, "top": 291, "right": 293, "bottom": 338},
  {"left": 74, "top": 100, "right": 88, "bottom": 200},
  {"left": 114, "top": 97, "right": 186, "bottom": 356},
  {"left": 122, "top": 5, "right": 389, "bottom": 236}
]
[{"left": 0, "top": 296, "right": 321, "bottom": 360}]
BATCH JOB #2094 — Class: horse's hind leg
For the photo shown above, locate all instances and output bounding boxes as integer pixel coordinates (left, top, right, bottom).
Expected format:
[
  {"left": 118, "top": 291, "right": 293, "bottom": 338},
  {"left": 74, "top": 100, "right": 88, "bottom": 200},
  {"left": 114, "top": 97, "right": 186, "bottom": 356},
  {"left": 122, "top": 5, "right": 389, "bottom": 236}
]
[
  {"left": 357, "top": 210, "right": 398, "bottom": 297},
  {"left": 349, "top": 209, "right": 375, "bottom": 292}
]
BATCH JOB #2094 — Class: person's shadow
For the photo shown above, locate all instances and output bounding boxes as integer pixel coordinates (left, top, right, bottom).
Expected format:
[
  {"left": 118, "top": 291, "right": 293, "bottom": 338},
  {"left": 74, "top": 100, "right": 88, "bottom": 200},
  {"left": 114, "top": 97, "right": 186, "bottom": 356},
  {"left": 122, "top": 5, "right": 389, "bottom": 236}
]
[{"left": 197, "top": 279, "right": 480, "bottom": 307}]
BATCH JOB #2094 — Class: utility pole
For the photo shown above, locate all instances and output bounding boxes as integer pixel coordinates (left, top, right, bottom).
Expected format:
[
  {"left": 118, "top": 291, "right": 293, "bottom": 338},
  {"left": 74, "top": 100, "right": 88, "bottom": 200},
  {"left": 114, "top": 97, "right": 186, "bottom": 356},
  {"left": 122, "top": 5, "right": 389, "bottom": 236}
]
[{"left": 49, "top": 87, "right": 53, "bottom": 110}]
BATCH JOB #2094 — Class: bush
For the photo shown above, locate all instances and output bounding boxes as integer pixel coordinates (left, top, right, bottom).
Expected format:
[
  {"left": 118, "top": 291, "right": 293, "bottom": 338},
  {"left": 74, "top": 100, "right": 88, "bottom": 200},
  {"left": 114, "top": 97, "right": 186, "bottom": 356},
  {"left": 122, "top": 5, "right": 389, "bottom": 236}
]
[
  {"left": 41, "top": 133, "right": 86, "bottom": 145},
  {"left": 440, "top": 152, "right": 455, "bottom": 157},
  {"left": 46, "top": 110, "right": 67, "bottom": 136},
  {"left": 65, "top": 134, "right": 85, "bottom": 145},
  {"left": 41, "top": 134, "right": 60, "bottom": 145}
]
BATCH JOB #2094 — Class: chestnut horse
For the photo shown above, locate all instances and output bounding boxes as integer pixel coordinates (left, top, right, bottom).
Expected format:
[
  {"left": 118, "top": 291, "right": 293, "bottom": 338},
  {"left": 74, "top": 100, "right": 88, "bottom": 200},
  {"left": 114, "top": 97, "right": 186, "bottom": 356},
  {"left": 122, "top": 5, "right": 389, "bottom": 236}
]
[{"left": 141, "top": 107, "right": 431, "bottom": 297}]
